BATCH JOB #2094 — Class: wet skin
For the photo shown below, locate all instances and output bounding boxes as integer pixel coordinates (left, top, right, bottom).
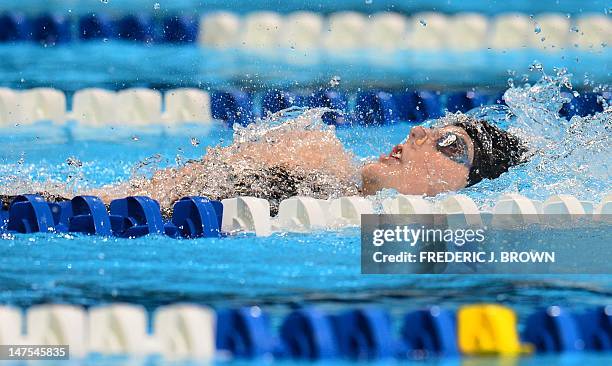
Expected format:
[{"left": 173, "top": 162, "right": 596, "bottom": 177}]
[{"left": 361, "top": 125, "right": 475, "bottom": 196}]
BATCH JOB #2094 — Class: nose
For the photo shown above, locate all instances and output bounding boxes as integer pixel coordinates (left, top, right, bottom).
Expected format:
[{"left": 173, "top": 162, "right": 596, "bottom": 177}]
[{"left": 409, "top": 126, "right": 428, "bottom": 145}]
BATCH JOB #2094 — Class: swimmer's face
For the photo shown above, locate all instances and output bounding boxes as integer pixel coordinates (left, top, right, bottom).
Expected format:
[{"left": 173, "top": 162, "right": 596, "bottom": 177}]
[{"left": 361, "top": 125, "right": 474, "bottom": 196}]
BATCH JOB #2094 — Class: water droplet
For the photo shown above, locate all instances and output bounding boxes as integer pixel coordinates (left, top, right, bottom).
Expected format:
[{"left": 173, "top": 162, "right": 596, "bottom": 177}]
[
  {"left": 66, "top": 156, "right": 83, "bottom": 168},
  {"left": 131, "top": 135, "right": 139, "bottom": 141},
  {"left": 534, "top": 25, "right": 542, "bottom": 34},
  {"left": 153, "top": 2, "right": 160, "bottom": 10},
  {"left": 190, "top": 137, "right": 200, "bottom": 147},
  {"left": 365, "top": 0, "right": 373, "bottom": 4},
  {"left": 100, "top": 0, "right": 108, "bottom": 3},
  {"left": 570, "top": 26, "right": 580, "bottom": 33},
  {"left": 572, "top": 90, "right": 580, "bottom": 97},
  {"left": 419, "top": 19, "right": 427, "bottom": 27}
]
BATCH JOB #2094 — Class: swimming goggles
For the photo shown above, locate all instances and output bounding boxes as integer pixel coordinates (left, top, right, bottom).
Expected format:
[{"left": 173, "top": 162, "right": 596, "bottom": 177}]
[{"left": 436, "top": 132, "right": 471, "bottom": 167}]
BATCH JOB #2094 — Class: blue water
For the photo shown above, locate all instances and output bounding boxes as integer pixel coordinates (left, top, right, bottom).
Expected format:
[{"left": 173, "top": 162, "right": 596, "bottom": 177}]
[{"left": 0, "top": 43, "right": 609, "bottom": 92}]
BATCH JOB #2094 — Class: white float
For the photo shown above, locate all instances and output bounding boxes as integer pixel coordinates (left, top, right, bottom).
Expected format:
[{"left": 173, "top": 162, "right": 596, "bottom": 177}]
[
  {"left": 436, "top": 194, "right": 482, "bottom": 227},
  {"left": 367, "top": 12, "right": 408, "bottom": 50},
  {"left": 164, "top": 88, "right": 212, "bottom": 124},
  {"left": 382, "top": 194, "right": 433, "bottom": 215},
  {"left": 447, "top": 13, "right": 489, "bottom": 51},
  {"left": 489, "top": 13, "right": 531, "bottom": 49},
  {"left": 0, "top": 306, "right": 22, "bottom": 344},
  {"left": 88, "top": 303, "right": 150, "bottom": 355},
  {"left": 593, "top": 194, "right": 611, "bottom": 222},
  {"left": 324, "top": 12, "right": 368, "bottom": 50},
  {"left": 274, "top": 196, "right": 327, "bottom": 231},
  {"left": 0, "top": 88, "right": 20, "bottom": 126},
  {"left": 491, "top": 194, "right": 540, "bottom": 227},
  {"left": 531, "top": 13, "right": 571, "bottom": 51},
  {"left": 26, "top": 304, "right": 87, "bottom": 357},
  {"left": 327, "top": 196, "right": 374, "bottom": 226},
  {"left": 407, "top": 12, "right": 449, "bottom": 50},
  {"left": 153, "top": 304, "right": 215, "bottom": 360},
  {"left": 241, "top": 12, "right": 283, "bottom": 49},
  {"left": 71, "top": 88, "right": 117, "bottom": 126},
  {"left": 281, "top": 11, "right": 324, "bottom": 50},
  {"left": 221, "top": 197, "right": 272, "bottom": 236},
  {"left": 199, "top": 12, "right": 241, "bottom": 48},
  {"left": 20, "top": 88, "right": 66, "bottom": 124},
  {"left": 572, "top": 14, "right": 612, "bottom": 49},
  {"left": 542, "top": 194, "right": 586, "bottom": 216},
  {"left": 116, "top": 88, "right": 162, "bottom": 125}
]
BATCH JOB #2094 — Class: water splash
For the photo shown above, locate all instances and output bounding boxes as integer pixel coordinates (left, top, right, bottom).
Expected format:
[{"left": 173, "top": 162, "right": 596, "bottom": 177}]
[{"left": 458, "top": 71, "right": 611, "bottom": 208}]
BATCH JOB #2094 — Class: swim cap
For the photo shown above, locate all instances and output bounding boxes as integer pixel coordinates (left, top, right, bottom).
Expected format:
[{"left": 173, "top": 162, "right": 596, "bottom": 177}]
[{"left": 453, "top": 118, "right": 528, "bottom": 186}]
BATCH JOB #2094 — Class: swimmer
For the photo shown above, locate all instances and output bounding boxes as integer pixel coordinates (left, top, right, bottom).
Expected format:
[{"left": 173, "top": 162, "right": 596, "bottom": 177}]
[{"left": 89, "top": 111, "right": 528, "bottom": 215}]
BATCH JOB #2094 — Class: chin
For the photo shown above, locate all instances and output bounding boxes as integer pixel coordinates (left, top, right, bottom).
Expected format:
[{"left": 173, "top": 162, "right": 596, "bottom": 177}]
[{"left": 360, "top": 163, "right": 385, "bottom": 195}]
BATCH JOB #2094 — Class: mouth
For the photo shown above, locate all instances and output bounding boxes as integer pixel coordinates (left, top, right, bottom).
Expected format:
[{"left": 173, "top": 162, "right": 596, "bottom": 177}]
[{"left": 389, "top": 144, "right": 403, "bottom": 160}]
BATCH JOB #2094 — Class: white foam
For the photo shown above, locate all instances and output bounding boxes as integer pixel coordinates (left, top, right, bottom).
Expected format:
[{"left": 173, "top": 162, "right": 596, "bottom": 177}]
[
  {"left": 116, "top": 88, "right": 163, "bottom": 125},
  {"left": 26, "top": 305, "right": 87, "bottom": 357},
  {"left": 20, "top": 88, "right": 66, "bottom": 124},
  {"left": 71, "top": 88, "right": 117, "bottom": 126},
  {"left": 153, "top": 304, "right": 216, "bottom": 360},
  {"left": 199, "top": 11, "right": 241, "bottom": 48},
  {"left": 164, "top": 88, "right": 212, "bottom": 124}
]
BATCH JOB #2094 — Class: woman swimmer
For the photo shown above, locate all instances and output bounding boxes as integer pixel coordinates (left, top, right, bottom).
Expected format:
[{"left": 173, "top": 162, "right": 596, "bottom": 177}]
[{"left": 90, "top": 111, "right": 528, "bottom": 215}]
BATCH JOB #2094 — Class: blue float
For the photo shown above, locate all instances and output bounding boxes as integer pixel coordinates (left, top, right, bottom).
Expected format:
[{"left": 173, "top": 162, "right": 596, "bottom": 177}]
[
  {"left": 308, "top": 90, "right": 348, "bottom": 124},
  {"left": 109, "top": 196, "right": 165, "bottom": 238},
  {"left": 354, "top": 91, "right": 398, "bottom": 125},
  {"left": 6, "top": 195, "right": 55, "bottom": 233},
  {"left": 523, "top": 306, "right": 582, "bottom": 352},
  {"left": 65, "top": 196, "right": 112, "bottom": 236},
  {"left": 211, "top": 91, "right": 254, "bottom": 126},
  {"left": 332, "top": 308, "right": 396, "bottom": 360},
  {"left": 171, "top": 196, "right": 222, "bottom": 238},
  {"left": 48, "top": 200, "right": 73, "bottom": 233},
  {"left": 79, "top": 13, "right": 115, "bottom": 40},
  {"left": 31, "top": 14, "right": 72, "bottom": 45},
  {"left": 400, "top": 307, "right": 458, "bottom": 358},
  {"left": 0, "top": 12, "right": 30, "bottom": 42},
  {"left": 116, "top": 14, "right": 155, "bottom": 42},
  {"left": 0, "top": 208, "right": 8, "bottom": 232},
  {"left": 394, "top": 91, "right": 443, "bottom": 122},
  {"left": 216, "top": 307, "right": 276, "bottom": 359},
  {"left": 162, "top": 15, "right": 198, "bottom": 43},
  {"left": 262, "top": 90, "right": 295, "bottom": 115},
  {"left": 577, "top": 306, "right": 612, "bottom": 351},
  {"left": 446, "top": 91, "right": 491, "bottom": 113},
  {"left": 279, "top": 308, "right": 339, "bottom": 360}
]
